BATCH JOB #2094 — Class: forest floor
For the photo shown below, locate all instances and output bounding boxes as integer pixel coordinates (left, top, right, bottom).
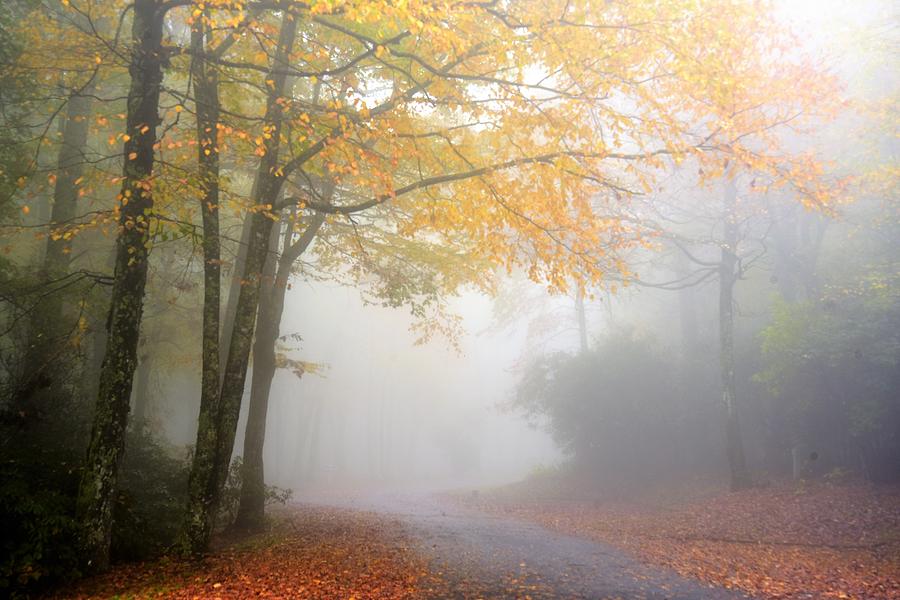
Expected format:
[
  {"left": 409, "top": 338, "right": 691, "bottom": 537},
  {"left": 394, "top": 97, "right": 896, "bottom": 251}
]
[
  {"left": 50, "top": 492, "right": 758, "bottom": 600},
  {"left": 44, "top": 506, "right": 427, "bottom": 599},
  {"left": 454, "top": 478, "right": 900, "bottom": 600},
  {"left": 41, "top": 481, "right": 900, "bottom": 599}
]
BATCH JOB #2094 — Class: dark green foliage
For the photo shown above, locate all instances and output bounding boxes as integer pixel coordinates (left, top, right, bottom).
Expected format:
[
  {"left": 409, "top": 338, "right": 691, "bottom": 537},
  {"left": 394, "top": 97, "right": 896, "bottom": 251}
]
[
  {"left": 111, "top": 429, "right": 191, "bottom": 561},
  {"left": 756, "top": 292, "right": 900, "bottom": 482},
  {"left": 0, "top": 376, "right": 89, "bottom": 594},
  {"left": 1, "top": 398, "right": 192, "bottom": 594},
  {"left": 515, "top": 330, "right": 721, "bottom": 484},
  {"left": 0, "top": 467, "right": 81, "bottom": 594}
]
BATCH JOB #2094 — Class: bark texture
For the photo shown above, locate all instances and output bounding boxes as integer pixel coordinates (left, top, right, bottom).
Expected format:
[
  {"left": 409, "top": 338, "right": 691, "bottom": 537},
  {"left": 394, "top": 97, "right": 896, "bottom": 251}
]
[
  {"left": 75, "top": 0, "right": 164, "bottom": 570},
  {"left": 182, "top": 15, "right": 225, "bottom": 553}
]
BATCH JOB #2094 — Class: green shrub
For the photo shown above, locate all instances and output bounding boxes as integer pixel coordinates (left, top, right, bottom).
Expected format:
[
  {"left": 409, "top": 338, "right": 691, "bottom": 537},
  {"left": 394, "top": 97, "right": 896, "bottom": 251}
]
[
  {"left": 111, "top": 428, "right": 191, "bottom": 561},
  {"left": 0, "top": 473, "right": 81, "bottom": 595}
]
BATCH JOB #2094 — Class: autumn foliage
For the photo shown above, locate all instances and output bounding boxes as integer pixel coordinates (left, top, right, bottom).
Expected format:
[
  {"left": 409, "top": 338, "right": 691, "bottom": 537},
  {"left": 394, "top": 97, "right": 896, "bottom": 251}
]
[
  {"left": 0, "top": 0, "right": 860, "bottom": 591},
  {"left": 47, "top": 506, "right": 426, "bottom": 599}
]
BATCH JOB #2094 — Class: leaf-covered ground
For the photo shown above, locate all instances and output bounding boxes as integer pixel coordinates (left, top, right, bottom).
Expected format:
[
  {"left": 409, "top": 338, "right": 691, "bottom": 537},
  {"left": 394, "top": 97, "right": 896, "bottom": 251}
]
[
  {"left": 44, "top": 506, "right": 425, "bottom": 599},
  {"left": 460, "top": 481, "right": 900, "bottom": 600}
]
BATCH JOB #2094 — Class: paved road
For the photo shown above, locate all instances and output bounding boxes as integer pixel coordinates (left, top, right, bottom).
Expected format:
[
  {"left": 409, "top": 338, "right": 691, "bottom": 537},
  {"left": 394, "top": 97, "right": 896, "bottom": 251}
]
[{"left": 300, "top": 492, "right": 752, "bottom": 600}]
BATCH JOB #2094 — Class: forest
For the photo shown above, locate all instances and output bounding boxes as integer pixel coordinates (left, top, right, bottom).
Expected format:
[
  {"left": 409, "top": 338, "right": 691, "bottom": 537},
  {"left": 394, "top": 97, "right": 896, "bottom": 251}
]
[{"left": 0, "top": 0, "right": 897, "bottom": 598}]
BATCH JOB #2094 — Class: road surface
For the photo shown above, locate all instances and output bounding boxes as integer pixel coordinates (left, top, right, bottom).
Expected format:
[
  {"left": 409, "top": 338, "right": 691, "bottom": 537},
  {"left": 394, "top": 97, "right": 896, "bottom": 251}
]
[{"left": 298, "top": 491, "right": 752, "bottom": 600}]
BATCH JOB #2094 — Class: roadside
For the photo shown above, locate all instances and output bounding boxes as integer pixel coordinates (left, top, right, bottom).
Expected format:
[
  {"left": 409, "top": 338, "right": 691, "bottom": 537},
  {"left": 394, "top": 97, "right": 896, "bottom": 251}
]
[
  {"left": 455, "top": 478, "right": 900, "bottom": 600},
  {"left": 43, "top": 506, "right": 424, "bottom": 599}
]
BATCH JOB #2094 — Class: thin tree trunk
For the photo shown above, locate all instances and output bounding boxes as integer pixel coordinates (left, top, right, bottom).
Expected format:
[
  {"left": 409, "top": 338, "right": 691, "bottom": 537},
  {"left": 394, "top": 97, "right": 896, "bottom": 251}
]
[
  {"left": 220, "top": 217, "right": 253, "bottom": 379},
  {"left": 75, "top": 0, "right": 164, "bottom": 570},
  {"left": 81, "top": 248, "right": 117, "bottom": 403},
  {"left": 574, "top": 286, "right": 588, "bottom": 353},
  {"left": 719, "top": 177, "right": 750, "bottom": 491},
  {"left": 232, "top": 231, "right": 281, "bottom": 532},
  {"left": 17, "top": 78, "right": 96, "bottom": 402},
  {"left": 182, "top": 14, "right": 225, "bottom": 553},
  {"left": 184, "top": 14, "right": 298, "bottom": 553},
  {"left": 235, "top": 212, "right": 324, "bottom": 531}
]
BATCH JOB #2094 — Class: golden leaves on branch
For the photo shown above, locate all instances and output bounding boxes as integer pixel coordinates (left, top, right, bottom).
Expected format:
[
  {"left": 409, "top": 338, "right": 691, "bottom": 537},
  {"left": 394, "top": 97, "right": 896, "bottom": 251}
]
[{"left": 7, "top": 0, "right": 847, "bottom": 301}]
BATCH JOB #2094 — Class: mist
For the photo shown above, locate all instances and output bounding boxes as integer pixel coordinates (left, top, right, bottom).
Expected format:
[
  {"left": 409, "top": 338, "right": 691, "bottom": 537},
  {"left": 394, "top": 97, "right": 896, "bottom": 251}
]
[{"left": 1, "top": 0, "right": 897, "bottom": 598}]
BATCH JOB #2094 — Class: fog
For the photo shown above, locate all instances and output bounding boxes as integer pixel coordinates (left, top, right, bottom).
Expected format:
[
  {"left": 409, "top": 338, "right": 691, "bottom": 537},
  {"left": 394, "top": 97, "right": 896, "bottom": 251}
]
[
  {"left": 2, "top": 0, "right": 898, "bottom": 596},
  {"left": 146, "top": 277, "right": 573, "bottom": 492},
  {"left": 240, "top": 284, "right": 561, "bottom": 492}
]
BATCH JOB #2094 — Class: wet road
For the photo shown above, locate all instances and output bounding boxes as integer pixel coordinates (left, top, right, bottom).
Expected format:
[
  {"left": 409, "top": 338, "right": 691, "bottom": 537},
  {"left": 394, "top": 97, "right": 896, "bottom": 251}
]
[{"left": 301, "top": 492, "right": 752, "bottom": 600}]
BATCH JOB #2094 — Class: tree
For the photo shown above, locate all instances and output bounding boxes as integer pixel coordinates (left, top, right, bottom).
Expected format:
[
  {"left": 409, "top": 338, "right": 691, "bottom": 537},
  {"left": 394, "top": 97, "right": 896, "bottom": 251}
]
[
  {"left": 234, "top": 207, "right": 324, "bottom": 531},
  {"left": 718, "top": 176, "right": 751, "bottom": 489},
  {"left": 199, "top": 0, "right": 844, "bottom": 532},
  {"left": 4, "top": 0, "right": 845, "bottom": 564},
  {"left": 180, "top": 3, "right": 227, "bottom": 553},
  {"left": 514, "top": 331, "right": 680, "bottom": 483},
  {"left": 76, "top": 0, "right": 167, "bottom": 570}
]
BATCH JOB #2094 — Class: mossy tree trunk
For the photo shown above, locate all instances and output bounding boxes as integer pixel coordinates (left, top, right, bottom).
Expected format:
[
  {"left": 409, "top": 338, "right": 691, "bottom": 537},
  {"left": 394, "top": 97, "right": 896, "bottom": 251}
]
[
  {"left": 184, "top": 13, "right": 298, "bottom": 554},
  {"left": 75, "top": 0, "right": 165, "bottom": 571}
]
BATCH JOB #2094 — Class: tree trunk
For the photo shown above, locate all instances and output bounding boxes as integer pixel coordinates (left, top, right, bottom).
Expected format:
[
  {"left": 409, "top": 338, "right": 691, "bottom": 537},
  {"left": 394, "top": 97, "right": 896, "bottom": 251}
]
[
  {"left": 220, "top": 217, "right": 253, "bottom": 379},
  {"left": 16, "top": 78, "right": 96, "bottom": 403},
  {"left": 719, "top": 177, "right": 751, "bottom": 491},
  {"left": 232, "top": 247, "right": 280, "bottom": 532},
  {"left": 182, "top": 15, "right": 225, "bottom": 553},
  {"left": 235, "top": 212, "right": 324, "bottom": 531},
  {"left": 81, "top": 249, "right": 117, "bottom": 403},
  {"left": 75, "top": 0, "right": 164, "bottom": 570},
  {"left": 184, "top": 14, "right": 298, "bottom": 554},
  {"left": 574, "top": 286, "right": 588, "bottom": 353},
  {"left": 131, "top": 350, "right": 151, "bottom": 429}
]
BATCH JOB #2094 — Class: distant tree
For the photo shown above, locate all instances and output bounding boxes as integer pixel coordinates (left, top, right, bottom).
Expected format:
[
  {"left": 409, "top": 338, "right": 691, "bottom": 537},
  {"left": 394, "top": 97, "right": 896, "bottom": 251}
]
[{"left": 515, "top": 331, "right": 680, "bottom": 483}]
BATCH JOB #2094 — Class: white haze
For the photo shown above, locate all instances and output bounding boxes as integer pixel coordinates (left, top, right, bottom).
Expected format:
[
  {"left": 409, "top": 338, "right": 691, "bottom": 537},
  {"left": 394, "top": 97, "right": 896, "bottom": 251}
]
[{"left": 144, "top": 0, "right": 882, "bottom": 497}]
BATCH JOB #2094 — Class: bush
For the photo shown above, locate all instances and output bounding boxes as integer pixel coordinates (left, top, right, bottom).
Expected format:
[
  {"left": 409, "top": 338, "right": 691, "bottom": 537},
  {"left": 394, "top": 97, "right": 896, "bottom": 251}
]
[
  {"left": 514, "top": 329, "right": 722, "bottom": 485},
  {"left": 0, "top": 377, "right": 89, "bottom": 595},
  {"left": 0, "top": 474, "right": 81, "bottom": 595},
  {"left": 0, "top": 420, "right": 192, "bottom": 595},
  {"left": 111, "top": 428, "right": 191, "bottom": 561}
]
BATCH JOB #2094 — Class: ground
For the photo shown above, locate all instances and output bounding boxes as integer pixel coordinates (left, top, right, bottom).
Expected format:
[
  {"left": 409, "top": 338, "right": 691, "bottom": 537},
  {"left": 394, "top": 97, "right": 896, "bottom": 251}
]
[
  {"left": 45, "top": 506, "right": 425, "bottom": 599},
  {"left": 339, "top": 491, "right": 750, "bottom": 599},
  {"left": 43, "top": 481, "right": 900, "bottom": 599},
  {"left": 456, "top": 478, "right": 900, "bottom": 600},
  {"left": 46, "top": 494, "right": 750, "bottom": 599}
]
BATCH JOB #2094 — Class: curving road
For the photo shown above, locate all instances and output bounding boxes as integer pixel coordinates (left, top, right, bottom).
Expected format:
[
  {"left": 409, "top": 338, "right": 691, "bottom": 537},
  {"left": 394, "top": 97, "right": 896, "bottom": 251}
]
[{"left": 302, "top": 492, "right": 753, "bottom": 600}]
